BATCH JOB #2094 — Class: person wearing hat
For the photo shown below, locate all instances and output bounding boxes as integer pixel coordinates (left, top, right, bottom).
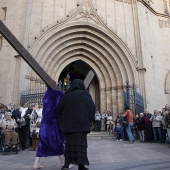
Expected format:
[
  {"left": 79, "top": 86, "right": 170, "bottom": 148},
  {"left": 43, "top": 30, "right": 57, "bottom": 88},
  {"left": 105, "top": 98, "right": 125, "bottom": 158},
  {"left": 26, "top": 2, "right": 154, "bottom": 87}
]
[{"left": 0, "top": 112, "right": 18, "bottom": 151}]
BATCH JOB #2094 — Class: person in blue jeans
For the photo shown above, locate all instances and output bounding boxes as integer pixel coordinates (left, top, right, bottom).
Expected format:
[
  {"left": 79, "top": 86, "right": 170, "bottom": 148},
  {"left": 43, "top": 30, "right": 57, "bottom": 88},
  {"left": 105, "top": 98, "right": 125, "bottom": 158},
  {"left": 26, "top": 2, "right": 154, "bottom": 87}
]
[
  {"left": 150, "top": 110, "right": 163, "bottom": 143},
  {"left": 123, "top": 107, "right": 134, "bottom": 144}
]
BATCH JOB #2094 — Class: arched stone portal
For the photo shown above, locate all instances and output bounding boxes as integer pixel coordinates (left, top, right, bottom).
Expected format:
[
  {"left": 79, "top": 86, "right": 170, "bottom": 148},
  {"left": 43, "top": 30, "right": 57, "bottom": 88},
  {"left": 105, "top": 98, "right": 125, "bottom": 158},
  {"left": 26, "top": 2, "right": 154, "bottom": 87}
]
[
  {"left": 28, "top": 22, "right": 138, "bottom": 119},
  {"left": 59, "top": 60, "right": 100, "bottom": 110}
]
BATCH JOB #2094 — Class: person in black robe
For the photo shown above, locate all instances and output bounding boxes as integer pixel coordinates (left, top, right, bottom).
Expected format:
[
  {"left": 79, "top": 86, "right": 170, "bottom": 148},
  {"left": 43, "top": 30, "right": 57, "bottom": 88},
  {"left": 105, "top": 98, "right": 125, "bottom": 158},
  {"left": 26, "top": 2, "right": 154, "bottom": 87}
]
[{"left": 58, "top": 79, "right": 95, "bottom": 170}]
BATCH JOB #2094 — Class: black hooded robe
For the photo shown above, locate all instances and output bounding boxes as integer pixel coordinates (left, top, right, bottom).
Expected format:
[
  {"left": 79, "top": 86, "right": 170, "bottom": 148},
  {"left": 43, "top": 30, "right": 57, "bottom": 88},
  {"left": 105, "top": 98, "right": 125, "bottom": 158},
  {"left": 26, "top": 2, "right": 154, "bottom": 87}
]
[{"left": 58, "top": 79, "right": 95, "bottom": 167}]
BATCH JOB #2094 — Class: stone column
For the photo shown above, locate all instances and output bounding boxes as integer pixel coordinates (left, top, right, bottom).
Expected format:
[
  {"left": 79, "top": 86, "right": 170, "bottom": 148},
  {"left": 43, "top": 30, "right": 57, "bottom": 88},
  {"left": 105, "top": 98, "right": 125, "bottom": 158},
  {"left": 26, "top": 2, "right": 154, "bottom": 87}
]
[
  {"left": 106, "top": 87, "right": 112, "bottom": 112},
  {"left": 100, "top": 88, "right": 106, "bottom": 113},
  {"left": 132, "top": 0, "right": 147, "bottom": 107},
  {"left": 12, "top": 55, "right": 21, "bottom": 107}
]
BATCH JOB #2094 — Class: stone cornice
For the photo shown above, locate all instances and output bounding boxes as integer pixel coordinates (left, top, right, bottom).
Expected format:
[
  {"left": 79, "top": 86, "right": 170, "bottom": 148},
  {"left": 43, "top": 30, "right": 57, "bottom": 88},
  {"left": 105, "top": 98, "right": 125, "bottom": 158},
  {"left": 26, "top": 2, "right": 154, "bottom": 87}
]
[{"left": 137, "top": 0, "right": 170, "bottom": 19}]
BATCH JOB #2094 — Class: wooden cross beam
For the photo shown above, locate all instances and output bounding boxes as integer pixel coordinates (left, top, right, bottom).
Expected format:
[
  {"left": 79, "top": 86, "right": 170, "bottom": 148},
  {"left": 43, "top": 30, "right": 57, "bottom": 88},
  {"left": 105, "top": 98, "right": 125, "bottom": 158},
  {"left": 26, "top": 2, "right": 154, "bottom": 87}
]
[{"left": 0, "top": 20, "right": 94, "bottom": 89}]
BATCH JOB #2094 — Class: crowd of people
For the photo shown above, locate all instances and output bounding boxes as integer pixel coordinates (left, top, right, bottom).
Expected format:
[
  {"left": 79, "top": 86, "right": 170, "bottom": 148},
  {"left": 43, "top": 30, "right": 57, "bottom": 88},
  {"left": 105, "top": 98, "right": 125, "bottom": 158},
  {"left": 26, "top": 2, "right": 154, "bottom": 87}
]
[
  {"left": 0, "top": 101, "right": 43, "bottom": 152},
  {"left": 0, "top": 79, "right": 95, "bottom": 170},
  {"left": 1, "top": 85, "right": 170, "bottom": 170},
  {"left": 93, "top": 105, "right": 170, "bottom": 148}
]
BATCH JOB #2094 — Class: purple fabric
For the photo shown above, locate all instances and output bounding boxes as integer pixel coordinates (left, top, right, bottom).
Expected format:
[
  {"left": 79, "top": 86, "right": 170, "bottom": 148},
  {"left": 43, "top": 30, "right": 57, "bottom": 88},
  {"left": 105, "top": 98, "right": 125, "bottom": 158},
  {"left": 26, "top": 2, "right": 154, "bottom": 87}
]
[{"left": 36, "top": 89, "right": 65, "bottom": 157}]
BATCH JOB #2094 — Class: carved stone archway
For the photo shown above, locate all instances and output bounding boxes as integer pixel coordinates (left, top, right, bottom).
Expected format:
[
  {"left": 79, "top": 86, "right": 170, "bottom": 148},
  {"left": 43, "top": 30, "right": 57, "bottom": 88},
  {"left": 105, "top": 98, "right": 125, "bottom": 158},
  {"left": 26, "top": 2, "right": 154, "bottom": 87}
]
[{"left": 27, "top": 0, "right": 138, "bottom": 118}]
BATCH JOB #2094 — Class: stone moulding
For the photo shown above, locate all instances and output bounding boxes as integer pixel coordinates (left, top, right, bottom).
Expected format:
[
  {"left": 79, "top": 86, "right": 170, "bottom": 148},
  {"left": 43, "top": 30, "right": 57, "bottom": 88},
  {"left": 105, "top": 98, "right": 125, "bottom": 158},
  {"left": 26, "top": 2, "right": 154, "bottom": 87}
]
[
  {"left": 137, "top": 0, "right": 170, "bottom": 19},
  {"left": 165, "top": 71, "right": 170, "bottom": 94}
]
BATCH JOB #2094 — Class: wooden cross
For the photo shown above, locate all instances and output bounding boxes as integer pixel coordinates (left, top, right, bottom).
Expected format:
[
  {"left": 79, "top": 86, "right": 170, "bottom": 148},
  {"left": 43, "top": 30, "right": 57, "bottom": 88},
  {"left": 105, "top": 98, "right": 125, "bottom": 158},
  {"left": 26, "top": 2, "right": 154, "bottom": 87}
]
[{"left": 0, "top": 20, "right": 94, "bottom": 89}]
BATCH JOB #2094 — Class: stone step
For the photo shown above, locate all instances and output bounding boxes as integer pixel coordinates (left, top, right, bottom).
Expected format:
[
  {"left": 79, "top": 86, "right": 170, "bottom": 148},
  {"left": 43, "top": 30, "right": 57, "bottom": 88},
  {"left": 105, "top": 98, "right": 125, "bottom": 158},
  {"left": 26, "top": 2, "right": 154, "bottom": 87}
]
[{"left": 87, "top": 131, "right": 116, "bottom": 139}]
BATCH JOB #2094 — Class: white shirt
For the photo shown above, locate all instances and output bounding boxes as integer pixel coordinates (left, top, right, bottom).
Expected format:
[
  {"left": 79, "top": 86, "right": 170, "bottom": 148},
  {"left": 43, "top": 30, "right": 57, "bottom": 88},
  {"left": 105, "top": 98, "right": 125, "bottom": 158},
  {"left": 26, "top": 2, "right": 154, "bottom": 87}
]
[{"left": 20, "top": 107, "right": 28, "bottom": 118}]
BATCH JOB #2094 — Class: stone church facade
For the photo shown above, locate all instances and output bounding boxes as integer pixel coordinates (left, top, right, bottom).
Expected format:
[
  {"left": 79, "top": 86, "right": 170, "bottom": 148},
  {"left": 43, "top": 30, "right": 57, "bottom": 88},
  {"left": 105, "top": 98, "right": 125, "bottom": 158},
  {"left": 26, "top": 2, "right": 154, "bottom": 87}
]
[{"left": 0, "top": 0, "right": 170, "bottom": 118}]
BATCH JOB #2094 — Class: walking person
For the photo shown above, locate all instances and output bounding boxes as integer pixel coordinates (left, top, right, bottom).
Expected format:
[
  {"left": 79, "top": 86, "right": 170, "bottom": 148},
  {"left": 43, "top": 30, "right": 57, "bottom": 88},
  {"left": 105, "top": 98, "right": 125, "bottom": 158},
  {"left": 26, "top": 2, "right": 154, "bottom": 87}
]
[
  {"left": 33, "top": 89, "right": 65, "bottom": 169},
  {"left": 58, "top": 79, "right": 95, "bottom": 170},
  {"left": 123, "top": 107, "right": 134, "bottom": 144}
]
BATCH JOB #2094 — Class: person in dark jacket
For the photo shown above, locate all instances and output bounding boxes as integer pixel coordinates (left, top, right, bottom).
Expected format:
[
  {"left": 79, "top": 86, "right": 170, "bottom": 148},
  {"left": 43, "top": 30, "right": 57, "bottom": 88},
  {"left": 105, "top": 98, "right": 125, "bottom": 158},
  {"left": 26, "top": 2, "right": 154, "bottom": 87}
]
[
  {"left": 14, "top": 102, "right": 32, "bottom": 150},
  {"left": 58, "top": 79, "right": 95, "bottom": 170},
  {"left": 144, "top": 109, "right": 153, "bottom": 142},
  {"left": 165, "top": 110, "right": 170, "bottom": 147},
  {"left": 136, "top": 113, "right": 145, "bottom": 142}
]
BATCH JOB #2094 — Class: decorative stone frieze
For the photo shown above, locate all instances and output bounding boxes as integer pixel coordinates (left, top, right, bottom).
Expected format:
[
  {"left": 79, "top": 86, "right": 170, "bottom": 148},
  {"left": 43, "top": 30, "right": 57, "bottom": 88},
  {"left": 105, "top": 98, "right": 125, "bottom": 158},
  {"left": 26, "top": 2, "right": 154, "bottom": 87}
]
[
  {"left": 116, "top": 0, "right": 132, "bottom": 4},
  {"left": 158, "top": 19, "right": 170, "bottom": 28}
]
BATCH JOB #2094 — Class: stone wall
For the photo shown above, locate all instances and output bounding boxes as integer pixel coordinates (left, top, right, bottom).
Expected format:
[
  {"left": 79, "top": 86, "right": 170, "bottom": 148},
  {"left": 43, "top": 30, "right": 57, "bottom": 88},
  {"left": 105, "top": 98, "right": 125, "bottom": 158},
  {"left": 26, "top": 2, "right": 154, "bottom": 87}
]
[{"left": 0, "top": 0, "right": 170, "bottom": 114}]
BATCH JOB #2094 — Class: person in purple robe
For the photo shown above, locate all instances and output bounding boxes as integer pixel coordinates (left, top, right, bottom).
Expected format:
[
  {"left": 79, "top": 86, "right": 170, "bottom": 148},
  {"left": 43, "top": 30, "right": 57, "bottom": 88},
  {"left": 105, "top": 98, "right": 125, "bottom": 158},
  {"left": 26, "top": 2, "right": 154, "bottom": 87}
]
[{"left": 33, "top": 89, "right": 65, "bottom": 169}]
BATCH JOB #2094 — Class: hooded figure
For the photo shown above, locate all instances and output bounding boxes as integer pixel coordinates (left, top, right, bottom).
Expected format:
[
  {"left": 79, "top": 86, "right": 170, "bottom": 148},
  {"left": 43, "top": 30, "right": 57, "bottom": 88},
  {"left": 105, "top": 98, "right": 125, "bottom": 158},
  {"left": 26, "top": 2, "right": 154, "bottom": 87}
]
[{"left": 58, "top": 79, "right": 95, "bottom": 170}]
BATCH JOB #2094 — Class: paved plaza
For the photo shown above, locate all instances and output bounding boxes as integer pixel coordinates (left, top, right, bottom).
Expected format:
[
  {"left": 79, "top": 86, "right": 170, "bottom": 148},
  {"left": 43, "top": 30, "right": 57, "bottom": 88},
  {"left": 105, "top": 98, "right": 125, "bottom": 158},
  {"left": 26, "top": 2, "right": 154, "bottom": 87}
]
[{"left": 0, "top": 139, "right": 170, "bottom": 170}]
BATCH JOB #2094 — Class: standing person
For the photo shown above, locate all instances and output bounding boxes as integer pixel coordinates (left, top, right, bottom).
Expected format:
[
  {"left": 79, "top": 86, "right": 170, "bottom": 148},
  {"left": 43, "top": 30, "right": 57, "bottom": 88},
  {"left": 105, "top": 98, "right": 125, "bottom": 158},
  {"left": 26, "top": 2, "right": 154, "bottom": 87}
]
[
  {"left": 115, "top": 123, "right": 121, "bottom": 141},
  {"left": 120, "top": 113, "right": 125, "bottom": 141},
  {"left": 137, "top": 113, "right": 145, "bottom": 142},
  {"left": 30, "top": 103, "right": 43, "bottom": 151},
  {"left": 144, "top": 109, "right": 153, "bottom": 143},
  {"left": 8, "top": 103, "right": 16, "bottom": 118},
  {"left": 115, "top": 114, "right": 123, "bottom": 141},
  {"left": 123, "top": 107, "right": 134, "bottom": 144},
  {"left": 58, "top": 79, "right": 95, "bottom": 170},
  {"left": 94, "top": 110, "right": 101, "bottom": 132},
  {"left": 106, "top": 111, "right": 113, "bottom": 134},
  {"left": 162, "top": 110, "right": 167, "bottom": 143},
  {"left": 150, "top": 110, "right": 163, "bottom": 143},
  {"left": 15, "top": 102, "right": 32, "bottom": 150},
  {"left": 102, "top": 110, "right": 108, "bottom": 131},
  {"left": 134, "top": 114, "right": 139, "bottom": 141},
  {"left": 101, "top": 111, "right": 106, "bottom": 131},
  {"left": 165, "top": 109, "right": 170, "bottom": 147},
  {"left": 33, "top": 89, "right": 65, "bottom": 169}
]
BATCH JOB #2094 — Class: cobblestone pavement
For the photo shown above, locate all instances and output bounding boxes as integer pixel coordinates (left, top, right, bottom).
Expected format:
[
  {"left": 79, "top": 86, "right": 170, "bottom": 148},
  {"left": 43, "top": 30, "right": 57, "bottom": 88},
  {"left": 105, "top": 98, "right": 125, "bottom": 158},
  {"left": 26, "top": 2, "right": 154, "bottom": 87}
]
[{"left": 0, "top": 139, "right": 170, "bottom": 170}]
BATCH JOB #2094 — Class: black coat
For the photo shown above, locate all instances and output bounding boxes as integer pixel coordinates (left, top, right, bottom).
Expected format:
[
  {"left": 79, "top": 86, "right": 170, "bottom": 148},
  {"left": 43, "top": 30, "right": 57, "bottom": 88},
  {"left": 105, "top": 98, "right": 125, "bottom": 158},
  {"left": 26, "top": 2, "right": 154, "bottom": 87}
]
[
  {"left": 58, "top": 79, "right": 95, "bottom": 133},
  {"left": 135, "top": 117, "right": 145, "bottom": 131}
]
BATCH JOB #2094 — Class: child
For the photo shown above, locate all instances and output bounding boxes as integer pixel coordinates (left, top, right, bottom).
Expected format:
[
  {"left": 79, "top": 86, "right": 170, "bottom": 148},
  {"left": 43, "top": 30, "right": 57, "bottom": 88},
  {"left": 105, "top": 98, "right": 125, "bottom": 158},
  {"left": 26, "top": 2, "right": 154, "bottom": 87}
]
[{"left": 115, "top": 123, "right": 121, "bottom": 141}]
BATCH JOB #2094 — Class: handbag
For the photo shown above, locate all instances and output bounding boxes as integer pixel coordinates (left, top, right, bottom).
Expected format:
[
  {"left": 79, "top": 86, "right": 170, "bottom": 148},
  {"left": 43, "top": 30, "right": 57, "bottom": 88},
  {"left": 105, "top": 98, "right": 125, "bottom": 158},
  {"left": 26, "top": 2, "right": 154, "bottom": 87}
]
[
  {"left": 122, "top": 120, "right": 129, "bottom": 127},
  {"left": 122, "top": 111, "right": 129, "bottom": 127}
]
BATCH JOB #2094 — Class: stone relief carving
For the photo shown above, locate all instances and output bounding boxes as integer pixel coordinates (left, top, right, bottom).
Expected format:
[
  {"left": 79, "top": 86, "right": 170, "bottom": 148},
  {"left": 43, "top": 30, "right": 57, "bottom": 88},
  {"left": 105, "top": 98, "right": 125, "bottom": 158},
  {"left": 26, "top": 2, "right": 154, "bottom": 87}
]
[
  {"left": 158, "top": 19, "right": 170, "bottom": 28},
  {"left": 74, "top": 0, "right": 99, "bottom": 24},
  {"left": 115, "top": 0, "right": 132, "bottom": 4},
  {"left": 79, "top": 10, "right": 95, "bottom": 21}
]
